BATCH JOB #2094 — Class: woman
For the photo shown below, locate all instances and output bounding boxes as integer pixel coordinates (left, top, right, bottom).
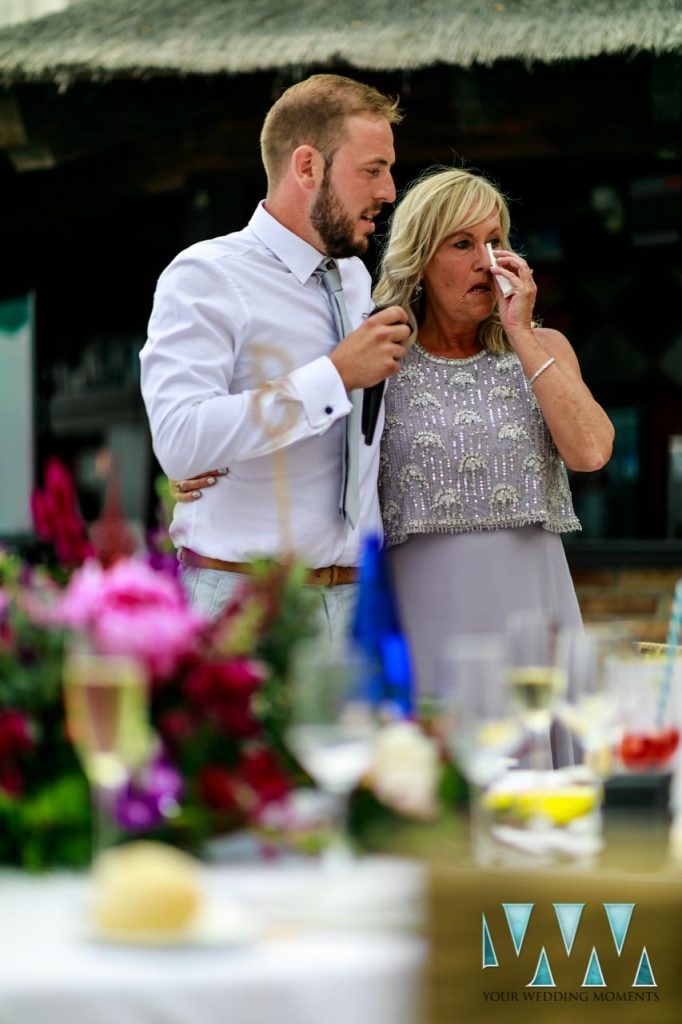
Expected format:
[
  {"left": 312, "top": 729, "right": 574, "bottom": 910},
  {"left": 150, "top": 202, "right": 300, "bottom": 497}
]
[{"left": 372, "top": 167, "right": 613, "bottom": 694}]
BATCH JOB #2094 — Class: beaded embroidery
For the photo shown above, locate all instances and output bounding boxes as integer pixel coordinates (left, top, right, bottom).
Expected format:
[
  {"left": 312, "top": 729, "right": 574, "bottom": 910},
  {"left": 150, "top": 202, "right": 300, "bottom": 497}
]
[{"left": 380, "top": 341, "right": 581, "bottom": 548}]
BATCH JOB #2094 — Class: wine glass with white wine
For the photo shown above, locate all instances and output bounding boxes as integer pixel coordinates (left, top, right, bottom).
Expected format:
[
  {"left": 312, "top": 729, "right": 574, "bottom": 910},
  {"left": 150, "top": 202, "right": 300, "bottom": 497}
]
[
  {"left": 285, "top": 638, "right": 380, "bottom": 866},
  {"left": 504, "top": 611, "right": 566, "bottom": 772},
  {"left": 63, "top": 638, "right": 153, "bottom": 858}
]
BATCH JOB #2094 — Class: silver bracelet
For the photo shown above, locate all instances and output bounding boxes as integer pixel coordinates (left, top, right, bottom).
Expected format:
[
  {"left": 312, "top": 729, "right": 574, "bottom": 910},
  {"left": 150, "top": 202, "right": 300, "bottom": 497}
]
[{"left": 528, "top": 356, "right": 556, "bottom": 387}]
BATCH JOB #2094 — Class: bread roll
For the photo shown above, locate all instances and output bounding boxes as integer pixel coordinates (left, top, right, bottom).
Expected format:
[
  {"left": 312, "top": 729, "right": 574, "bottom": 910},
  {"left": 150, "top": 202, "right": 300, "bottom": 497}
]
[{"left": 91, "top": 841, "right": 201, "bottom": 935}]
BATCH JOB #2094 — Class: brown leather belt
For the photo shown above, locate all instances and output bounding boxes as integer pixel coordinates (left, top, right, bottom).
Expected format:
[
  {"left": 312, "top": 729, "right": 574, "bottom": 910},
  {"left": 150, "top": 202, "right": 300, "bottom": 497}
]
[{"left": 180, "top": 548, "right": 357, "bottom": 587}]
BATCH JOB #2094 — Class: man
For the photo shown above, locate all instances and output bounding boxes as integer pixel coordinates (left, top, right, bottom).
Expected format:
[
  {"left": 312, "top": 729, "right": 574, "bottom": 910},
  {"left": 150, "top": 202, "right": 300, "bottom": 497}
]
[{"left": 140, "top": 74, "right": 409, "bottom": 631}]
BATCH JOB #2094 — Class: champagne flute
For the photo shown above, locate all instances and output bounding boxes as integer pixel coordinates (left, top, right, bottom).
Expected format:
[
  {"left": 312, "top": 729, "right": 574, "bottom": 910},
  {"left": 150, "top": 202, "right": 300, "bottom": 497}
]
[
  {"left": 63, "top": 640, "right": 153, "bottom": 858},
  {"left": 285, "top": 639, "right": 379, "bottom": 866}
]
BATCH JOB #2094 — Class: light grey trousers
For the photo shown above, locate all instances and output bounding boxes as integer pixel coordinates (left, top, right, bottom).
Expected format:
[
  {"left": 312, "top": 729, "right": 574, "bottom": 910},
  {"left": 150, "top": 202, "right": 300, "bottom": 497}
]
[{"left": 180, "top": 566, "right": 358, "bottom": 645}]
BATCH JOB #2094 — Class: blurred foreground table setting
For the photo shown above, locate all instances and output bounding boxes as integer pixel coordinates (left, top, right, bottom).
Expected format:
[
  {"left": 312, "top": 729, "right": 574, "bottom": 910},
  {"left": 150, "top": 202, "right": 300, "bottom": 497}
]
[
  {"left": 0, "top": 848, "right": 427, "bottom": 1024},
  {"left": 0, "top": 544, "right": 429, "bottom": 1024},
  {"left": 2, "top": 505, "right": 682, "bottom": 1024}
]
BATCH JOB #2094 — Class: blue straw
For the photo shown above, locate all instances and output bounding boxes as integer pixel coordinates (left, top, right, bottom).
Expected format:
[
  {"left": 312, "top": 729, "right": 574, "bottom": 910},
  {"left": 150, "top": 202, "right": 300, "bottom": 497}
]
[{"left": 657, "top": 579, "right": 682, "bottom": 729}]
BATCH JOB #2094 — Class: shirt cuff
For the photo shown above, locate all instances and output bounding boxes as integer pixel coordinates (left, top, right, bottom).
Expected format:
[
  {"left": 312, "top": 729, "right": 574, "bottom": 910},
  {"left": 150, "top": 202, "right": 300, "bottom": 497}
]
[{"left": 288, "top": 356, "right": 352, "bottom": 429}]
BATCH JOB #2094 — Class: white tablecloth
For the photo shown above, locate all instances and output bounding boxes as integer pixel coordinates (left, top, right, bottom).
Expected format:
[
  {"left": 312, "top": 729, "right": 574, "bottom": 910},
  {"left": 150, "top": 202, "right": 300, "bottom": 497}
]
[{"left": 0, "top": 857, "right": 426, "bottom": 1024}]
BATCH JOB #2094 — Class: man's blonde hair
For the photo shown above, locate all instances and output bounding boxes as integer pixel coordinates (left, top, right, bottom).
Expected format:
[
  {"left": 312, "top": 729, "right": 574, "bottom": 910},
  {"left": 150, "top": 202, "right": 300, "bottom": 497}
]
[
  {"left": 260, "top": 74, "right": 402, "bottom": 191},
  {"left": 374, "top": 167, "right": 513, "bottom": 354}
]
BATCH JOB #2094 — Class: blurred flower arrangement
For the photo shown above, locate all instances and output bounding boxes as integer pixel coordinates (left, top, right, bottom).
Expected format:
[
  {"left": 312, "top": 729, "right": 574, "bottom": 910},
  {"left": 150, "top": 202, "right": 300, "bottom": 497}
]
[{"left": 0, "top": 459, "right": 456, "bottom": 870}]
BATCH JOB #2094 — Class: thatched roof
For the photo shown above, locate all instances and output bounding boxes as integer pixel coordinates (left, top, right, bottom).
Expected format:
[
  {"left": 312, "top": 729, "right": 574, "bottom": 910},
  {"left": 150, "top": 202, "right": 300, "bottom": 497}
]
[{"left": 1, "top": 0, "right": 681, "bottom": 83}]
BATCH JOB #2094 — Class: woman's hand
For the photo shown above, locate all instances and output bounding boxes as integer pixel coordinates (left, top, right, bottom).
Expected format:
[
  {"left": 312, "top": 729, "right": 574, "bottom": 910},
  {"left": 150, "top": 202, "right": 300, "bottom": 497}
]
[
  {"left": 491, "top": 250, "right": 537, "bottom": 338},
  {"left": 169, "top": 468, "right": 227, "bottom": 503},
  {"left": 491, "top": 253, "right": 614, "bottom": 472}
]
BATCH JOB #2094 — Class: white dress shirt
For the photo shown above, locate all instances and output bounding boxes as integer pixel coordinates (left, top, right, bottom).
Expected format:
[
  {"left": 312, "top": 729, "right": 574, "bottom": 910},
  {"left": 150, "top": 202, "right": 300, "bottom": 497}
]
[{"left": 140, "top": 202, "right": 383, "bottom": 567}]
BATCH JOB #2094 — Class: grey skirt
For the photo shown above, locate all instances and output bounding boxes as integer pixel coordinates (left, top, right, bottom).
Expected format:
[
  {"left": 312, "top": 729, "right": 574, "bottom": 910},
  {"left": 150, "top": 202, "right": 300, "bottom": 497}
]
[{"left": 387, "top": 525, "right": 582, "bottom": 698}]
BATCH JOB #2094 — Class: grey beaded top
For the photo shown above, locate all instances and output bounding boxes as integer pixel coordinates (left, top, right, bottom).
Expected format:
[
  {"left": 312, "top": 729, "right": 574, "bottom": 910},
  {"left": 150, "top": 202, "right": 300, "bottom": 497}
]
[{"left": 379, "top": 341, "right": 581, "bottom": 549}]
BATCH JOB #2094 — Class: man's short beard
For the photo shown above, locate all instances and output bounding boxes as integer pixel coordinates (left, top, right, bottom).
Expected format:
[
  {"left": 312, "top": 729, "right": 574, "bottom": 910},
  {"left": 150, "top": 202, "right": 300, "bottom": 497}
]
[{"left": 311, "top": 169, "right": 367, "bottom": 259}]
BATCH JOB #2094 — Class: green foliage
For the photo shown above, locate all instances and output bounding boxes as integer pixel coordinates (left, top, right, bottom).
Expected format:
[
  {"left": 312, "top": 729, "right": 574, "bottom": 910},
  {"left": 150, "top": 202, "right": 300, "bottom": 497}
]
[{"left": 0, "top": 775, "right": 91, "bottom": 871}]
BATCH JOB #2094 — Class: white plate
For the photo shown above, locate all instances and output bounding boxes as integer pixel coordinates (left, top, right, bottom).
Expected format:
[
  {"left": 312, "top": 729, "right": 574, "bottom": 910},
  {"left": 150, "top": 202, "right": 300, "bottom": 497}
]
[
  {"left": 226, "top": 858, "right": 426, "bottom": 933},
  {"left": 88, "top": 904, "right": 261, "bottom": 949}
]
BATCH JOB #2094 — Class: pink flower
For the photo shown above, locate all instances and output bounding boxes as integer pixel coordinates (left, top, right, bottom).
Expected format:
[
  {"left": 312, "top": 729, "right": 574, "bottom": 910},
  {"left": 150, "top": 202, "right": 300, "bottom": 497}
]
[
  {"left": 0, "top": 590, "right": 10, "bottom": 646},
  {"left": 55, "top": 558, "right": 205, "bottom": 680}
]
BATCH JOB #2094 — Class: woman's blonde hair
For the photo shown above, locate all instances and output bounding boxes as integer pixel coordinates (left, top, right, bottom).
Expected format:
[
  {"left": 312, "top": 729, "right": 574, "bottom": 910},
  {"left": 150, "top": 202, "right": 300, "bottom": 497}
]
[{"left": 373, "top": 167, "right": 513, "bottom": 354}]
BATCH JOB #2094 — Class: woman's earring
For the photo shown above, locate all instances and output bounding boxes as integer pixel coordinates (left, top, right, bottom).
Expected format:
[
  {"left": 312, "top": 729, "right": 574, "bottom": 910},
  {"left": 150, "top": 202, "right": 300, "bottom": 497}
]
[{"left": 414, "top": 281, "right": 423, "bottom": 298}]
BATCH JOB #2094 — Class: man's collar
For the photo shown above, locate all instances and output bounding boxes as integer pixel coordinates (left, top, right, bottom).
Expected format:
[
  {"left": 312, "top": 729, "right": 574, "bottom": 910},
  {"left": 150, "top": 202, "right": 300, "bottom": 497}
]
[{"left": 248, "top": 201, "right": 324, "bottom": 285}]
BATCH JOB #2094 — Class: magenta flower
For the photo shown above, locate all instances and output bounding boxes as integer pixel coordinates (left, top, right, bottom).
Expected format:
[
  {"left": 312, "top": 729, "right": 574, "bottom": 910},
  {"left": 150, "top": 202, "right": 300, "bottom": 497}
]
[
  {"left": 115, "top": 753, "right": 183, "bottom": 832},
  {"left": 55, "top": 558, "right": 206, "bottom": 680},
  {"left": 31, "top": 457, "right": 94, "bottom": 567}
]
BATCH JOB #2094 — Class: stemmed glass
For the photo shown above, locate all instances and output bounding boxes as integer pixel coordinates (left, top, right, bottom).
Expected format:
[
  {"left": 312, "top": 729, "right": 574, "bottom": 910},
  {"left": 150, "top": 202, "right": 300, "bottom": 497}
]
[
  {"left": 436, "top": 634, "right": 525, "bottom": 864},
  {"left": 63, "top": 637, "right": 153, "bottom": 859},
  {"left": 555, "top": 623, "right": 635, "bottom": 775},
  {"left": 437, "top": 634, "right": 523, "bottom": 788},
  {"left": 285, "top": 639, "right": 380, "bottom": 866},
  {"left": 504, "top": 611, "right": 566, "bottom": 771}
]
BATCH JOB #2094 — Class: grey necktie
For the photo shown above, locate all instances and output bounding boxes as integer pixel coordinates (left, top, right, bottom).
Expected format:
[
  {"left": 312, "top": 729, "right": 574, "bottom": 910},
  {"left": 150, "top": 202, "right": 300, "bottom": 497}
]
[{"left": 315, "top": 258, "right": 361, "bottom": 529}]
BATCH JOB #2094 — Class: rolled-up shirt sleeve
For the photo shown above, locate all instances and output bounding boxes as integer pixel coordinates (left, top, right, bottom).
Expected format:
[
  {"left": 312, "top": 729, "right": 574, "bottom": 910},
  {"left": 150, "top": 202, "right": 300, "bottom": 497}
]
[{"left": 140, "top": 258, "right": 351, "bottom": 479}]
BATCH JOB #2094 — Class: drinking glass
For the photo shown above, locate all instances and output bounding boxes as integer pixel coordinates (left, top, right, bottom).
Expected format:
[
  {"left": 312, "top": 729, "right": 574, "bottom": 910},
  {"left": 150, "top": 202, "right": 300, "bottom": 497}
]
[
  {"left": 556, "top": 623, "right": 635, "bottom": 775},
  {"left": 63, "top": 641, "right": 153, "bottom": 858},
  {"left": 437, "top": 634, "right": 523, "bottom": 788},
  {"left": 438, "top": 631, "right": 601, "bottom": 864},
  {"left": 285, "top": 638, "right": 380, "bottom": 865},
  {"left": 437, "top": 634, "right": 529, "bottom": 864},
  {"left": 607, "top": 655, "right": 681, "bottom": 775},
  {"left": 504, "top": 611, "right": 566, "bottom": 771}
]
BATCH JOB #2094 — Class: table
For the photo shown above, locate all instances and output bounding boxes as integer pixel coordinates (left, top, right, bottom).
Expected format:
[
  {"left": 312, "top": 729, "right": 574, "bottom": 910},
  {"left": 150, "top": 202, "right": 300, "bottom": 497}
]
[
  {"left": 0, "top": 857, "right": 426, "bottom": 1024},
  {"left": 425, "top": 829, "right": 682, "bottom": 1024}
]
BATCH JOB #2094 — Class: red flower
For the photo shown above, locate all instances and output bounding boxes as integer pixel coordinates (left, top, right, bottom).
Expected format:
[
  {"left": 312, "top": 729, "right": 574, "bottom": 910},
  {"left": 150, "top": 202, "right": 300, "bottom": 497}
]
[
  {"left": 198, "top": 766, "right": 242, "bottom": 813},
  {"left": 0, "top": 620, "right": 12, "bottom": 649},
  {"left": 237, "top": 748, "right": 290, "bottom": 810},
  {"left": 185, "top": 660, "right": 265, "bottom": 701},
  {"left": 214, "top": 702, "right": 260, "bottom": 738},
  {"left": 0, "top": 763, "right": 24, "bottom": 798},
  {"left": 184, "top": 660, "right": 265, "bottom": 737},
  {"left": 158, "top": 708, "right": 197, "bottom": 749},
  {"left": 0, "top": 709, "right": 35, "bottom": 758},
  {"left": 0, "top": 710, "right": 33, "bottom": 799}
]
